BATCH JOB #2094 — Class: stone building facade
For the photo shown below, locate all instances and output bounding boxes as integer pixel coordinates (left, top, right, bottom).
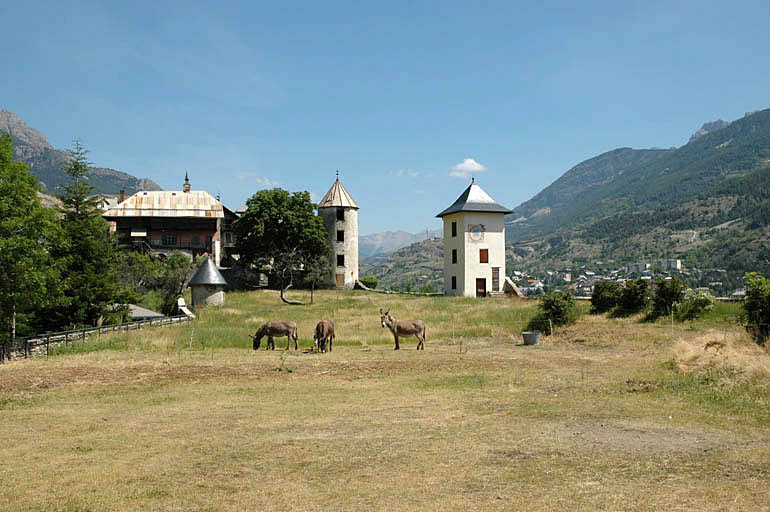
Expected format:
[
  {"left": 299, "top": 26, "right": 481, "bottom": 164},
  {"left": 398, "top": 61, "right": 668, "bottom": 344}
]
[{"left": 317, "top": 176, "right": 359, "bottom": 289}]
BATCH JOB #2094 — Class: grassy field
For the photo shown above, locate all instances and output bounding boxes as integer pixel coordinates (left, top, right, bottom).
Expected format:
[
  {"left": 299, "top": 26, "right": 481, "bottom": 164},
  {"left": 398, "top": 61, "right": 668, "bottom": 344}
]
[{"left": 1, "top": 290, "right": 769, "bottom": 511}]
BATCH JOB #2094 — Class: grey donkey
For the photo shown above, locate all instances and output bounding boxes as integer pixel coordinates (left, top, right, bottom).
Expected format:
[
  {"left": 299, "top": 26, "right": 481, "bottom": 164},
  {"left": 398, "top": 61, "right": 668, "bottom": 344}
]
[
  {"left": 250, "top": 321, "right": 298, "bottom": 350},
  {"left": 379, "top": 308, "right": 425, "bottom": 350}
]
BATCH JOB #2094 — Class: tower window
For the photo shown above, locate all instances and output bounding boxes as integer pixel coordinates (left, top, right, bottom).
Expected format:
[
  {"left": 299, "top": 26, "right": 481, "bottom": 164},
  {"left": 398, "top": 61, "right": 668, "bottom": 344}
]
[
  {"left": 451, "top": 276, "right": 457, "bottom": 289},
  {"left": 337, "top": 254, "right": 345, "bottom": 267},
  {"left": 451, "top": 221, "right": 457, "bottom": 237},
  {"left": 337, "top": 208, "right": 345, "bottom": 221},
  {"left": 337, "top": 230, "right": 344, "bottom": 242},
  {"left": 452, "top": 249, "right": 457, "bottom": 264},
  {"left": 479, "top": 249, "right": 488, "bottom": 264}
]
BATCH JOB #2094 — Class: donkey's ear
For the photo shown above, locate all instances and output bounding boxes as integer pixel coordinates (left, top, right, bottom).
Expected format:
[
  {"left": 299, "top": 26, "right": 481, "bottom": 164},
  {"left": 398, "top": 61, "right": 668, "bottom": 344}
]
[
  {"left": 379, "top": 308, "right": 383, "bottom": 314},
  {"left": 385, "top": 309, "right": 390, "bottom": 316}
]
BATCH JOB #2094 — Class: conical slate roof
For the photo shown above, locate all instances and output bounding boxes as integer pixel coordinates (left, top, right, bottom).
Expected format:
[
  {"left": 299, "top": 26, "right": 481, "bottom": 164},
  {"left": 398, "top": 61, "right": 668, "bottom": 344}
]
[
  {"left": 188, "top": 258, "right": 228, "bottom": 286},
  {"left": 436, "top": 179, "right": 512, "bottom": 217},
  {"left": 318, "top": 178, "right": 359, "bottom": 209}
]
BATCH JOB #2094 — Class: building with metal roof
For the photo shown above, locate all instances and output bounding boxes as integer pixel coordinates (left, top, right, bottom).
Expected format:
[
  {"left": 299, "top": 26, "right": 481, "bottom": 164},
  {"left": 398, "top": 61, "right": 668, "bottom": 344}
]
[
  {"left": 103, "top": 174, "right": 237, "bottom": 267},
  {"left": 189, "top": 257, "right": 228, "bottom": 306},
  {"left": 317, "top": 173, "right": 359, "bottom": 288},
  {"left": 436, "top": 179, "right": 511, "bottom": 297}
]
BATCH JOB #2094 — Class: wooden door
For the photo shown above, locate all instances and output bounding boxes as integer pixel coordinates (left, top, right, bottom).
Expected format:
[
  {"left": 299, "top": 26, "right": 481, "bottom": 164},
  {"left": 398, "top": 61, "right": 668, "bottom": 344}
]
[
  {"left": 476, "top": 278, "right": 486, "bottom": 297},
  {"left": 335, "top": 273, "right": 345, "bottom": 287}
]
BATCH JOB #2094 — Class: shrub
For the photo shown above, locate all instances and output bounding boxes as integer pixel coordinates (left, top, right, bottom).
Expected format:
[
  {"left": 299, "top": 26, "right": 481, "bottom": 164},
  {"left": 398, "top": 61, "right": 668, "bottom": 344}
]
[
  {"left": 419, "top": 283, "right": 437, "bottom": 294},
  {"left": 359, "top": 276, "right": 378, "bottom": 289},
  {"left": 526, "top": 291, "right": 579, "bottom": 334},
  {"left": 591, "top": 280, "right": 622, "bottom": 314},
  {"left": 674, "top": 290, "right": 715, "bottom": 321},
  {"left": 650, "top": 276, "right": 686, "bottom": 319},
  {"left": 616, "top": 278, "right": 650, "bottom": 315},
  {"left": 742, "top": 272, "right": 770, "bottom": 345}
]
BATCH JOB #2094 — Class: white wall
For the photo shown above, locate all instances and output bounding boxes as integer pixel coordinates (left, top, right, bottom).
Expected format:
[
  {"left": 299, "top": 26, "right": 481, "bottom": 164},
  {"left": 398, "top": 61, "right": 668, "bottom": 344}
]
[
  {"left": 319, "top": 207, "right": 359, "bottom": 289},
  {"left": 443, "top": 212, "right": 506, "bottom": 297}
]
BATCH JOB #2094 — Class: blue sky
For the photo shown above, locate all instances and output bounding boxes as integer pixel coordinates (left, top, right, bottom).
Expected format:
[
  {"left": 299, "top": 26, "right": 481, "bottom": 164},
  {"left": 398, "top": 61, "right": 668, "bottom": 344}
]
[{"left": 2, "top": 1, "right": 769, "bottom": 235}]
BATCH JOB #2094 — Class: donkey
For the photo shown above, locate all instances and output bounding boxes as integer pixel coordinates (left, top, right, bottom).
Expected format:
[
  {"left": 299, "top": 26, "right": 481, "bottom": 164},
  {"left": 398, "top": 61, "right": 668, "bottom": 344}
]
[
  {"left": 379, "top": 308, "right": 426, "bottom": 350},
  {"left": 313, "top": 319, "right": 335, "bottom": 353},
  {"left": 250, "top": 321, "right": 298, "bottom": 350}
]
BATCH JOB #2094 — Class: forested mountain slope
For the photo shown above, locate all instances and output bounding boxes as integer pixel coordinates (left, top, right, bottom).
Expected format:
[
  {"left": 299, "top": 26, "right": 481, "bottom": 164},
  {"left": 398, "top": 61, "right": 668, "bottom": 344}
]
[{"left": 507, "top": 108, "right": 770, "bottom": 280}]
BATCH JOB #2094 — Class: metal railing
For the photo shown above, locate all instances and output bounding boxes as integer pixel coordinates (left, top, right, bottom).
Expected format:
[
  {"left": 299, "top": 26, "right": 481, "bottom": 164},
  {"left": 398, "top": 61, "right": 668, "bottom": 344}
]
[{"left": 1, "top": 315, "right": 192, "bottom": 362}]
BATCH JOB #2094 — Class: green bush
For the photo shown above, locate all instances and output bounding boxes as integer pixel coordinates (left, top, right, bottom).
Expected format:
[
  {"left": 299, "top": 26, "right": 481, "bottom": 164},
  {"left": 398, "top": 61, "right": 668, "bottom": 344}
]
[
  {"left": 674, "top": 290, "right": 715, "bottom": 321},
  {"left": 419, "top": 283, "right": 437, "bottom": 294},
  {"left": 591, "top": 280, "right": 622, "bottom": 313},
  {"left": 526, "top": 291, "right": 579, "bottom": 334},
  {"left": 359, "top": 276, "right": 378, "bottom": 289},
  {"left": 742, "top": 272, "right": 770, "bottom": 345},
  {"left": 650, "top": 276, "right": 687, "bottom": 319},
  {"left": 616, "top": 278, "right": 650, "bottom": 315}
]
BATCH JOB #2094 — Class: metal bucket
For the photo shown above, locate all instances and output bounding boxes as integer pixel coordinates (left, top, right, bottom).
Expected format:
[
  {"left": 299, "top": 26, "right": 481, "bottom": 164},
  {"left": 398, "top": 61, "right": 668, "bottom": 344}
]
[{"left": 522, "top": 331, "right": 541, "bottom": 345}]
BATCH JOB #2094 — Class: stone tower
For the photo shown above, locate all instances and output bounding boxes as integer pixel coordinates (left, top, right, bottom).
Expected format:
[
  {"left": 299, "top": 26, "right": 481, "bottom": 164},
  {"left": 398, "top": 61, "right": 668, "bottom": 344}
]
[
  {"left": 436, "top": 178, "right": 511, "bottom": 297},
  {"left": 318, "top": 174, "right": 359, "bottom": 288}
]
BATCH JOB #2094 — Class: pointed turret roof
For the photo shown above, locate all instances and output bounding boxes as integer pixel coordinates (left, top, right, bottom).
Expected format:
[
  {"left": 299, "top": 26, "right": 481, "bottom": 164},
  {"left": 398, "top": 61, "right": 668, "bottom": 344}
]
[
  {"left": 188, "top": 258, "right": 228, "bottom": 286},
  {"left": 318, "top": 176, "right": 359, "bottom": 209},
  {"left": 436, "top": 179, "right": 511, "bottom": 217}
]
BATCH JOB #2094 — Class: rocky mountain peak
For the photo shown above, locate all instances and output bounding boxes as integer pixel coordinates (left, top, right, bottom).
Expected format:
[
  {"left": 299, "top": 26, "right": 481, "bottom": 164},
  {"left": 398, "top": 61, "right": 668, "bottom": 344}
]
[
  {"left": 0, "top": 109, "right": 52, "bottom": 159},
  {"left": 688, "top": 119, "right": 730, "bottom": 143}
]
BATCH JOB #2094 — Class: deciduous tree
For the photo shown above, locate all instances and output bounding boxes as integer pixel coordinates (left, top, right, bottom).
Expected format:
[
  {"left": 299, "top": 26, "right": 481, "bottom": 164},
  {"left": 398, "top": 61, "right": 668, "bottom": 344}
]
[
  {"left": 0, "top": 134, "right": 59, "bottom": 348},
  {"left": 234, "top": 188, "right": 330, "bottom": 304}
]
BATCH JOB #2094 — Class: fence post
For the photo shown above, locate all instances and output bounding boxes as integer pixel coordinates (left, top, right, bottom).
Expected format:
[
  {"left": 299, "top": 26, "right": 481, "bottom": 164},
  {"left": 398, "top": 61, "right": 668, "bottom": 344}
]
[
  {"left": 24, "top": 338, "right": 28, "bottom": 359},
  {"left": 65, "top": 332, "right": 69, "bottom": 346},
  {"left": 46, "top": 334, "right": 50, "bottom": 356}
]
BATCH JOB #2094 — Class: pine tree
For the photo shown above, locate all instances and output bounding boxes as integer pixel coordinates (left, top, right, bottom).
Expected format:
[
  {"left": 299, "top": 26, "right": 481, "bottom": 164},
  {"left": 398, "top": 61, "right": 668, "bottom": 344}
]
[{"left": 52, "top": 140, "right": 129, "bottom": 328}]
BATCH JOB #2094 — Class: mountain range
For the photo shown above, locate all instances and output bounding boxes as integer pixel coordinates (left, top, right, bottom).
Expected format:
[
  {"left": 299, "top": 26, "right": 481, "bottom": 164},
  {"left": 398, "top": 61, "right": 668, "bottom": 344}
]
[
  {"left": 0, "top": 109, "right": 161, "bottom": 195},
  {"left": 505, "top": 108, "right": 770, "bottom": 281},
  {"left": 364, "top": 108, "right": 770, "bottom": 290}
]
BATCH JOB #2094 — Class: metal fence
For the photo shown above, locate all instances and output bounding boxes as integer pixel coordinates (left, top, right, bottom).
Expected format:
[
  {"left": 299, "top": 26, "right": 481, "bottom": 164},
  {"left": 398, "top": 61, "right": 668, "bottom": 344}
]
[{"left": 1, "top": 315, "right": 193, "bottom": 362}]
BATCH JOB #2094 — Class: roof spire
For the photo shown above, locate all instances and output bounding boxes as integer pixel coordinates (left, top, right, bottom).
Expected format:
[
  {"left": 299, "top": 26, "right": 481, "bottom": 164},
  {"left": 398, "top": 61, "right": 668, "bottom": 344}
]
[
  {"left": 336, "top": 169, "right": 340, "bottom": 181},
  {"left": 183, "top": 172, "right": 191, "bottom": 193},
  {"left": 471, "top": 176, "right": 475, "bottom": 184}
]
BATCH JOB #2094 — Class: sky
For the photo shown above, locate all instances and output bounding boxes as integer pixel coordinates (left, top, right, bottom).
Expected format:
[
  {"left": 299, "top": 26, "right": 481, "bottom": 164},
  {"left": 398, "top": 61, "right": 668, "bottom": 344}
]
[{"left": 2, "top": 0, "right": 770, "bottom": 235}]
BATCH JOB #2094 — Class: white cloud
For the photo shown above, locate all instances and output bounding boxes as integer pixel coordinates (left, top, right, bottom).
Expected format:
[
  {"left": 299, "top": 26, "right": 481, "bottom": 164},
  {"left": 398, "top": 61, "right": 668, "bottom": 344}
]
[
  {"left": 238, "top": 172, "right": 280, "bottom": 188},
  {"left": 255, "top": 177, "right": 280, "bottom": 188},
  {"left": 309, "top": 191, "right": 320, "bottom": 202},
  {"left": 388, "top": 169, "right": 421, "bottom": 178},
  {"left": 449, "top": 158, "right": 487, "bottom": 178}
]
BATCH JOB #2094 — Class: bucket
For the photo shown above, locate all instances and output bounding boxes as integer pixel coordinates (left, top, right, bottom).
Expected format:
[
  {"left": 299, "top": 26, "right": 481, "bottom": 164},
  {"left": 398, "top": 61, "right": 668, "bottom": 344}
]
[{"left": 522, "top": 331, "right": 541, "bottom": 345}]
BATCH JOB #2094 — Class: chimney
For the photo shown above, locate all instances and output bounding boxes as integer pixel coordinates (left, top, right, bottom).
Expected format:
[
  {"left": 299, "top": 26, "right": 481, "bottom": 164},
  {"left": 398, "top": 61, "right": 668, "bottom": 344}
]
[
  {"left": 183, "top": 172, "right": 191, "bottom": 193},
  {"left": 119, "top": 189, "right": 125, "bottom": 202}
]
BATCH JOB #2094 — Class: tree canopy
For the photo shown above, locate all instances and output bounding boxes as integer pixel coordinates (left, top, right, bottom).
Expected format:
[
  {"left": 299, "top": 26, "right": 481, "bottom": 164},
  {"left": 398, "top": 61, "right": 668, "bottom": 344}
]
[
  {"left": 0, "top": 134, "right": 60, "bottom": 343},
  {"left": 234, "top": 188, "right": 330, "bottom": 301},
  {"left": 49, "top": 140, "right": 129, "bottom": 327}
]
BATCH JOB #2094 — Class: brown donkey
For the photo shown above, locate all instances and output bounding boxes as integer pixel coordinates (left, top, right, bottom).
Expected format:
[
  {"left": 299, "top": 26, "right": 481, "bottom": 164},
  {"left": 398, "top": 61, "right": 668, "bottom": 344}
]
[
  {"left": 313, "top": 319, "right": 335, "bottom": 353},
  {"left": 379, "top": 308, "right": 425, "bottom": 350},
  {"left": 250, "top": 321, "right": 298, "bottom": 350}
]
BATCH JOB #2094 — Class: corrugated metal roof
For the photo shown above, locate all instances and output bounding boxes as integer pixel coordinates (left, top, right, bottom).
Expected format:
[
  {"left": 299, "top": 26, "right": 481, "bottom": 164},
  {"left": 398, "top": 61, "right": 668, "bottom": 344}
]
[
  {"left": 436, "top": 180, "right": 512, "bottom": 217},
  {"left": 318, "top": 179, "right": 359, "bottom": 209},
  {"left": 188, "top": 258, "right": 228, "bottom": 286},
  {"left": 103, "top": 190, "right": 224, "bottom": 218}
]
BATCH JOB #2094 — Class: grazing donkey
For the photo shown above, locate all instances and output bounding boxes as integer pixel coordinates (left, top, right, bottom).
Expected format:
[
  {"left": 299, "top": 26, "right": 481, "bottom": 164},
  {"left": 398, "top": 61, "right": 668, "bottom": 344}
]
[
  {"left": 379, "top": 308, "right": 426, "bottom": 350},
  {"left": 313, "top": 319, "right": 335, "bottom": 353},
  {"left": 250, "top": 321, "right": 298, "bottom": 350}
]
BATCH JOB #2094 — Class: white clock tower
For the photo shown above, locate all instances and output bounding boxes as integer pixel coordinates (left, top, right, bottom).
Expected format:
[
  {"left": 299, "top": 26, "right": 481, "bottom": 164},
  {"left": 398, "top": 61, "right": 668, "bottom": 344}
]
[{"left": 436, "top": 179, "right": 511, "bottom": 297}]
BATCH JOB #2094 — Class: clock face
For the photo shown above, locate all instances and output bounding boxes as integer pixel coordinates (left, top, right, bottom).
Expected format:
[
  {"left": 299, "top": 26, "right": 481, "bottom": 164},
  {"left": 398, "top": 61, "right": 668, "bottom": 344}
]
[{"left": 468, "top": 224, "right": 485, "bottom": 242}]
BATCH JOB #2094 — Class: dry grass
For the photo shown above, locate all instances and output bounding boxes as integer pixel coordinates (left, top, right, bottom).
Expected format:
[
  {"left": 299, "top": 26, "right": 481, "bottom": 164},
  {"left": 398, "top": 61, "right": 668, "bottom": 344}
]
[
  {"left": 673, "top": 330, "right": 770, "bottom": 384},
  {"left": 1, "top": 290, "right": 769, "bottom": 511}
]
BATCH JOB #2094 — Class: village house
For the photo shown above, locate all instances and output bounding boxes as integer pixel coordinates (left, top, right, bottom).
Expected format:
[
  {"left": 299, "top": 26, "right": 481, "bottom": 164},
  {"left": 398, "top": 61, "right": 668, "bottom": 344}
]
[{"left": 103, "top": 174, "right": 237, "bottom": 267}]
